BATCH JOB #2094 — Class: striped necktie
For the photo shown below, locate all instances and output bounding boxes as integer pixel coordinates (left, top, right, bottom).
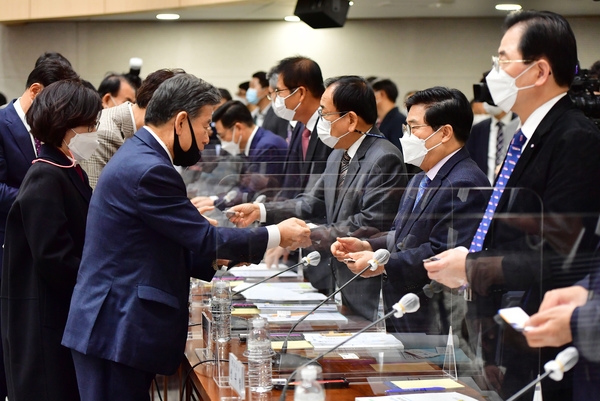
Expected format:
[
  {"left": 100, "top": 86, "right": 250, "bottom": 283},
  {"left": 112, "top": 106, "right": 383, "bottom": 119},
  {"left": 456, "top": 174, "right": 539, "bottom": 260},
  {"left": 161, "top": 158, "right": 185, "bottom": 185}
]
[
  {"left": 495, "top": 121, "right": 504, "bottom": 167},
  {"left": 337, "top": 151, "right": 351, "bottom": 191},
  {"left": 470, "top": 129, "right": 527, "bottom": 252},
  {"left": 413, "top": 175, "right": 431, "bottom": 211}
]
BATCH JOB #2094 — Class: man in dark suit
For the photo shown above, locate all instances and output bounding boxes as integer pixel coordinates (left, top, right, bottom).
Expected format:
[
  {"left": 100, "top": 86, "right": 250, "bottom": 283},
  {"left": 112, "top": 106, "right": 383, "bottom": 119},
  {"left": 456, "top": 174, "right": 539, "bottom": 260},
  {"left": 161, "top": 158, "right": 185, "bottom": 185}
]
[
  {"left": 0, "top": 58, "right": 78, "bottom": 400},
  {"left": 61, "top": 74, "right": 311, "bottom": 401},
  {"left": 230, "top": 76, "right": 407, "bottom": 321},
  {"left": 191, "top": 100, "right": 288, "bottom": 208},
  {"left": 425, "top": 11, "right": 600, "bottom": 401},
  {"left": 269, "top": 56, "right": 332, "bottom": 201},
  {"left": 467, "top": 102, "right": 519, "bottom": 183},
  {"left": 332, "top": 87, "right": 489, "bottom": 333},
  {"left": 372, "top": 78, "right": 406, "bottom": 151}
]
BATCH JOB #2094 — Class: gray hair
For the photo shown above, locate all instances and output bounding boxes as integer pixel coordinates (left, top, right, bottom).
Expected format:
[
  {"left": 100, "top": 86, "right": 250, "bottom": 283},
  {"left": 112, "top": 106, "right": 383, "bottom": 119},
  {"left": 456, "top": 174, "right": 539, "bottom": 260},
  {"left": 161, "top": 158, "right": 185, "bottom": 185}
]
[
  {"left": 145, "top": 73, "right": 221, "bottom": 126},
  {"left": 267, "top": 68, "right": 278, "bottom": 89}
]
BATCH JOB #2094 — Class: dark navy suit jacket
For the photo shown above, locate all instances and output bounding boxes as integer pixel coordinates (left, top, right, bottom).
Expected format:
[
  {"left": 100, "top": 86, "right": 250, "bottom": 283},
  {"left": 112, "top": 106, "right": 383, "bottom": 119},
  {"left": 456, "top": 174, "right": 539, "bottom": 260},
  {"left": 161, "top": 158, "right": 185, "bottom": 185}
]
[
  {"left": 216, "top": 127, "right": 288, "bottom": 208},
  {"left": 276, "top": 120, "right": 332, "bottom": 200},
  {"left": 368, "top": 147, "right": 489, "bottom": 333},
  {"left": 378, "top": 106, "right": 406, "bottom": 152},
  {"left": 62, "top": 128, "right": 270, "bottom": 375},
  {"left": 0, "top": 100, "right": 37, "bottom": 269}
]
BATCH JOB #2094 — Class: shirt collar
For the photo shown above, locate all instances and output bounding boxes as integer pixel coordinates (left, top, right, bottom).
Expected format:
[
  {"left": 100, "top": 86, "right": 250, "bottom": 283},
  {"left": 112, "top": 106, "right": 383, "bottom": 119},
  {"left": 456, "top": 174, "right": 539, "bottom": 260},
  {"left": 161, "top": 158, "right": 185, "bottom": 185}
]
[
  {"left": 13, "top": 98, "right": 31, "bottom": 132},
  {"left": 306, "top": 109, "right": 320, "bottom": 133},
  {"left": 143, "top": 125, "right": 173, "bottom": 164},
  {"left": 346, "top": 133, "right": 367, "bottom": 159},
  {"left": 426, "top": 147, "right": 462, "bottom": 181},
  {"left": 520, "top": 92, "right": 566, "bottom": 140},
  {"left": 244, "top": 125, "right": 259, "bottom": 156}
]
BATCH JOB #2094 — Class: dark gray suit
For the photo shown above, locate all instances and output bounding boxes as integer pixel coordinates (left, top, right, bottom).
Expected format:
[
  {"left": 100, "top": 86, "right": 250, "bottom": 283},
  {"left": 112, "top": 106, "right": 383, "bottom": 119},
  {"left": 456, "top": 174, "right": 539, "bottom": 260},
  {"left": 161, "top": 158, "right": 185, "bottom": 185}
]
[
  {"left": 261, "top": 106, "right": 290, "bottom": 140},
  {"left": 264, "top": 131, "right": 407, "bottom": 320}
]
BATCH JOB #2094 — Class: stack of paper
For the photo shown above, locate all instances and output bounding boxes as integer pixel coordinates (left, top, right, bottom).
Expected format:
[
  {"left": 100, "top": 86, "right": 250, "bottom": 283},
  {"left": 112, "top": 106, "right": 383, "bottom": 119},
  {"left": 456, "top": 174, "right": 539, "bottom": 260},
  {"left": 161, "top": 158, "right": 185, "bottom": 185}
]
[{"left": 228, "top": 263, "right": 298, "bottom": 278}]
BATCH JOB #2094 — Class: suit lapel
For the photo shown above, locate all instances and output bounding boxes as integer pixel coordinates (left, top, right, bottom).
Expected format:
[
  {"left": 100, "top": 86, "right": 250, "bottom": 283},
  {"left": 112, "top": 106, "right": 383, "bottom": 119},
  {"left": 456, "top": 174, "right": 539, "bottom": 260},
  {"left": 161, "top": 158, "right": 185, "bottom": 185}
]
[
  {"left": 397, "top": 148, "right": 470, "bottom": 240},
  {"left": 5, "top": 103, "right": 36, "bottom": 162},
  {"left": 498, "top": 96, "right": 571, "bottom": 212},
  {"left": 325, "top": 151, "right": 343, "bottom": 221},
  {"left": 38, "top": 146, "right": 92, "bottom": 202},
  {"left": 332, "top": 136, "right": 376, "bottom": 219}
]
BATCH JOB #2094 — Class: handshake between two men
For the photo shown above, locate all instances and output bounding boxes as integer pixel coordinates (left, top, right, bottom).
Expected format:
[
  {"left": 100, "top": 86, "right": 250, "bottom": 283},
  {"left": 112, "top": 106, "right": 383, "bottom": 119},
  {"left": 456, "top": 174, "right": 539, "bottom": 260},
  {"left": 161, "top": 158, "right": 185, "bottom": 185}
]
[{"left": 227, "top": 203, "right": 312, "bottom": 252}]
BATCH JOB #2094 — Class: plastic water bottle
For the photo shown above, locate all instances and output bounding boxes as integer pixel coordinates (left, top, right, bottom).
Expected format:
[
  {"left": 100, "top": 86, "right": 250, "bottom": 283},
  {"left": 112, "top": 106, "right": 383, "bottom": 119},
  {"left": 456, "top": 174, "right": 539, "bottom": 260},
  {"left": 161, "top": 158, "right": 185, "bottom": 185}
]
[
  {"left": 245, "top": 317, "right": 274, "bottom": 392},
  {"left": 211, "top": 280, "right": 231, "bottom": 343},
  {"left": 294, "top": 365, "right": 325, "bottom": 401}
]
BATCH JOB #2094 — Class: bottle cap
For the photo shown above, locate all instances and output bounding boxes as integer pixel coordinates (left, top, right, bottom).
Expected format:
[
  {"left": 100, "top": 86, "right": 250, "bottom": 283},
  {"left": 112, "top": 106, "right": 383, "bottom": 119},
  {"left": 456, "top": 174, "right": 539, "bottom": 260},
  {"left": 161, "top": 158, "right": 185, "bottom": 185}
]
[{"left": 300, "top": 365, "right": 318, "bottom": 381}]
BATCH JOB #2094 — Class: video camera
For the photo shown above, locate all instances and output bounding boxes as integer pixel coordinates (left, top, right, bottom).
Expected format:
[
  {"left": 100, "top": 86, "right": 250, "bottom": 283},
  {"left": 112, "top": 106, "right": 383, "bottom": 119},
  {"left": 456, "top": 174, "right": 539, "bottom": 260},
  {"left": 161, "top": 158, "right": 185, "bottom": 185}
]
[{"left": 568, "top": 68, "right": 600, "bottom": 128}]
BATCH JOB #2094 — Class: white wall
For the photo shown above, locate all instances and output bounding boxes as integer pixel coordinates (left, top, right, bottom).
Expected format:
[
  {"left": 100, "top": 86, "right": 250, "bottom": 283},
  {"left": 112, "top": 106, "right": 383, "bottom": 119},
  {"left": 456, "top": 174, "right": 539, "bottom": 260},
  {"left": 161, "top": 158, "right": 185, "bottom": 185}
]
[{"left": 1, "top": 17, "right": 599, "bottom": 101}]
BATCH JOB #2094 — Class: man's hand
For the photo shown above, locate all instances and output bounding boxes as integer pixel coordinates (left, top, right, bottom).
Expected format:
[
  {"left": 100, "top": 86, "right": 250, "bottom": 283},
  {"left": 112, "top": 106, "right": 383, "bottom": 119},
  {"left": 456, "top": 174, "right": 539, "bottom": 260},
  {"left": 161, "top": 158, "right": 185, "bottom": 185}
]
[
  {"left": 422, "top": 247, "right": 469, "bottom": 289},
  {"left": 191, "top": 196, "right": 215, "bottom": 208},
  {"left": 228, "top": 203, "right": 261, "bottom": 227},
  {"left": 538, "top": 285, "right": 588, "bottom": 312},
  {"left": 344, "top": 251, "right": 384, "bottom": 278},
  {"left": 523, "top": 285, "right": 589, "bottom": 348},
  {"left": 523, "top": 304, "right": 578, "bottom": 348},
  {"left": 331, "top": 237, "right": 372, "bottom": 262},
  {"left": 277, "top": 218, "right": 311, "bottom": 250},
  {"left": 196, "top": 205, "right": 218, "bottom": 226},
  {"left": 264, "top": 247, "right": 288, "bottom": 268}
]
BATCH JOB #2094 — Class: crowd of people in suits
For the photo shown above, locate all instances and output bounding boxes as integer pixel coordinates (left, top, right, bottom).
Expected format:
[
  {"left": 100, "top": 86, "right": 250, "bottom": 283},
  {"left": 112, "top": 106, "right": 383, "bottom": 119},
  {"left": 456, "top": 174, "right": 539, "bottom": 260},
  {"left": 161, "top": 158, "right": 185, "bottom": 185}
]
[{"left": 0, "top": 8, "right": 598, "bottom": 401}]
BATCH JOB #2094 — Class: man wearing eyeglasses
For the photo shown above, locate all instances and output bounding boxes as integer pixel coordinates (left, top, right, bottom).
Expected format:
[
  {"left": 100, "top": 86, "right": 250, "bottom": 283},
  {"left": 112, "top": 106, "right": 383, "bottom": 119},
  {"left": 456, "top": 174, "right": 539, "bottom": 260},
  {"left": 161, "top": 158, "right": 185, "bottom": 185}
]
[
  {"left": 331, "top": 86, "right": 489, "bottom": 334},
  {"left": 229, "top": 76, "right": 406, "bottom": 321},
  {"left": 424, "top": 10, "right": 600, "bottom": 401}
]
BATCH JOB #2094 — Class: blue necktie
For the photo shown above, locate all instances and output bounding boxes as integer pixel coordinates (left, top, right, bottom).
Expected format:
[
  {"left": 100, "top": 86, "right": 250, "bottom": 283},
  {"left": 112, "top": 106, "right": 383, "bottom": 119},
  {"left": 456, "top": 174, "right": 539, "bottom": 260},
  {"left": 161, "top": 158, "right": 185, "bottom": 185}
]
[
  {"left": 470, "top": 129, "right": 527, "bottom": 252},
  {"left": 413, "top": 175, "right": 431, "bottom": 211}
]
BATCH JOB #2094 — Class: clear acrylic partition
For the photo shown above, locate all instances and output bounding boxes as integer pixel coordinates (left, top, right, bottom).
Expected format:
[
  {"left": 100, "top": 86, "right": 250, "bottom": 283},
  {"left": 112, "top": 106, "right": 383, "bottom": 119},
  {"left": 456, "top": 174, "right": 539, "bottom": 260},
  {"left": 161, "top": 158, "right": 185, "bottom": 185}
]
[{"left": 182, "top": 150, "right": 597, "bottom": 399}]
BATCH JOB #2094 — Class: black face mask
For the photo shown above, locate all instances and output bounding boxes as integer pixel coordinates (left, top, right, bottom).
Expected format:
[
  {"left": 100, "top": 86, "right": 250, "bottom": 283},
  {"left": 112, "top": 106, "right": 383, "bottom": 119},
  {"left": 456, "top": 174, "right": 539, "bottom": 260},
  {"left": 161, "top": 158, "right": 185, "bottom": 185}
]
[{"left": 173, "top": 117, "right": 201, "bottom": 167}]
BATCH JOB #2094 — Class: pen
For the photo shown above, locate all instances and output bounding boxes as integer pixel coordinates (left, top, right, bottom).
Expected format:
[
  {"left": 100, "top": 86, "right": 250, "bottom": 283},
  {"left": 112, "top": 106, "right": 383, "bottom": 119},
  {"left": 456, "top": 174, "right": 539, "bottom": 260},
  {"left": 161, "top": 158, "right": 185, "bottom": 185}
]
[
  {"left": 385, "top": 386, "right": 445, "bottom": 394},
  {"left": 422, "top": 256, "right": 440, "bottom": 263}
]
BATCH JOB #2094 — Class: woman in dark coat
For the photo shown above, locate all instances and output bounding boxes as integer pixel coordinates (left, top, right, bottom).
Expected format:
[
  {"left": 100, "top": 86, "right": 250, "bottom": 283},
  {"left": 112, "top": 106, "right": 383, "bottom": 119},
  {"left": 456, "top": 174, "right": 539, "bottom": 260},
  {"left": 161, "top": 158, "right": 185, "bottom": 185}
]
[{"left": 0, "top": 79, "right": 102, "bottom": 401}]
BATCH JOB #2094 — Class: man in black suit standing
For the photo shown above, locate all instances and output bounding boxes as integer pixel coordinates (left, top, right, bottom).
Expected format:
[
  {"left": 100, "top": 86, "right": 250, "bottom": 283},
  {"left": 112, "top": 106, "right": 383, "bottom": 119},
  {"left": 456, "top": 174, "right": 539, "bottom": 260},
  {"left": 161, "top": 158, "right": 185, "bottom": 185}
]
[
  {"left": 269, "top": 56, "right": 332, "bottom": 201},
  {"left": 425, "top": 11, "right": 600, "bottom": 401},
  {"left": 467, "top": 101, "right": 519, "bottom": 183},
  {"left": 372, "top": 78, "right": 406, "bottom": 151}
]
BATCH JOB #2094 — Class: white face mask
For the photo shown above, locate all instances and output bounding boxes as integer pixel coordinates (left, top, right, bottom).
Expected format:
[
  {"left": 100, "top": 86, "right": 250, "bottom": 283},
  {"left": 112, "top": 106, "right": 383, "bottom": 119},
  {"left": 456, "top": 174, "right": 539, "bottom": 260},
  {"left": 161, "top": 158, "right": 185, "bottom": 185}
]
[
  {"left": 67, "top": 130, "right": 99, "bottom": 162},
  {"left": 485, "top": 61, "right": 537, "bottom": 113},
  {"left": 272, "top": 88, "right": 300, "bottom": 121},
  {"left": 316, "top": 114, "right": 352, "bottom": 149},
  {"left": 219, "top": 127, "right": 241, "bottom": 156},
  {"left": 399, "top": 126, "right": 443, "bottom": 167},
  {"left": 483, "top": 102, "right": 504, "bottom": 117}
]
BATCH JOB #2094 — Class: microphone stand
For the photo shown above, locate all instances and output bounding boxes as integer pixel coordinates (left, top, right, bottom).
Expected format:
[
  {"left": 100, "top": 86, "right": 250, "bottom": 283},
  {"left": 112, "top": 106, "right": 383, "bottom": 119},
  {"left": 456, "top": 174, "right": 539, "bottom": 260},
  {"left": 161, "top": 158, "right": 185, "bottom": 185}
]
[
  {"left": 278, "top": 307, "right": 399, "bottom": 401},
  {"left": 276, "top": 263, "right": 376, "bottom": 367},
  {"left": 506, "top": 371, "right": 550, "bottom": 401}
]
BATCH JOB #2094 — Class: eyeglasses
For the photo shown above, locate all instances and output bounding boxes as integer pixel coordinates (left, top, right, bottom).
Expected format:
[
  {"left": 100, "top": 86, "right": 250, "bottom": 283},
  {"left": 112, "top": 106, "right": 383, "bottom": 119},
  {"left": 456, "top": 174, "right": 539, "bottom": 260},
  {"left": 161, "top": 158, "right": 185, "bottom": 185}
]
[
  {"left": 317, "top": 107, "right": 349, "bottom": 120},
  {"left": 267, "top": 87, "right": 298, "bottom": 101},
  {"left": 491, "top": 55, "right": 534, "bottom": 73},
  {"left": 402, "top": 123, "right": 429, "bottom": 137}
]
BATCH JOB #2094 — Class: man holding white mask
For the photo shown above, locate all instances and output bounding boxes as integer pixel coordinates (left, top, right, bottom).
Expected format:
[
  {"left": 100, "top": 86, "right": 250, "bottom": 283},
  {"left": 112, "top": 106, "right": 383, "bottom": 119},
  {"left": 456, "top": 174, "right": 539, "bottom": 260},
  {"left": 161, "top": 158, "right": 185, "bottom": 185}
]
[
  {"left": 331, "top": 86, "right": 489, "bottom": 333},
  {"left": 424, "top": 10, "right": 600, "bottom": 400},
  {"left": 229, "top": 76, "right": 406, "bottom": 321}
]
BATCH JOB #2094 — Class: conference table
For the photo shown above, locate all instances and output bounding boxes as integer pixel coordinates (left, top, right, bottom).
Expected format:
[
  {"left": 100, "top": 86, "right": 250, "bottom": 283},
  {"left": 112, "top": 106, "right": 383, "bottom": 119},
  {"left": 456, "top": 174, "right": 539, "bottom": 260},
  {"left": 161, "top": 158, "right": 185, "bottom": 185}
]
[{"left": 176, "top": 278, "right": 493, "bottom": 401}]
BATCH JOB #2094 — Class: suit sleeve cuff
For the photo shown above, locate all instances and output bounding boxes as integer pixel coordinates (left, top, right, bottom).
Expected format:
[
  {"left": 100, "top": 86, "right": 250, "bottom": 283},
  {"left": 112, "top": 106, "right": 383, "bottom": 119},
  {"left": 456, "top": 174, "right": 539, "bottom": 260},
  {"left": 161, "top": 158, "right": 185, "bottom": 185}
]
[{"left": 266, "top": 225, "right": 280, "bottom": 249}]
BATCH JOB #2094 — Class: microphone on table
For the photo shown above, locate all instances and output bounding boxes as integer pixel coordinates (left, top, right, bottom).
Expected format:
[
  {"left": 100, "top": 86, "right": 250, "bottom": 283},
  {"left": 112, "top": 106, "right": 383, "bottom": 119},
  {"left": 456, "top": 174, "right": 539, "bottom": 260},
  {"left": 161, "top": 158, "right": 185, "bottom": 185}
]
[
  {"left": 506, "top": 346, "right": 579, "bottom": 401},
  {"left": 274, "top": 249, "right": 391, "bottom": 370},
  {"left": 277, "top": 293, "right": 420, "bottom": 401},
  {"left": 233, "top": 251, "right": 321, "bottom": 296},
  {"left": 215, "top": 190, "right": 238, "bottom": 210}
]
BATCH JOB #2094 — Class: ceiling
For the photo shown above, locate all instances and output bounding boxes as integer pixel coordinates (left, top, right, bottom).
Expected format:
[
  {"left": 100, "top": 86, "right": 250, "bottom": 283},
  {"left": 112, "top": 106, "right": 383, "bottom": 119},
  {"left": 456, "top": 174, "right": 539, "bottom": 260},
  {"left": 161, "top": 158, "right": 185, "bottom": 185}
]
[{"left": 86, "top": 0, "right": 600, "bottom": 22}]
